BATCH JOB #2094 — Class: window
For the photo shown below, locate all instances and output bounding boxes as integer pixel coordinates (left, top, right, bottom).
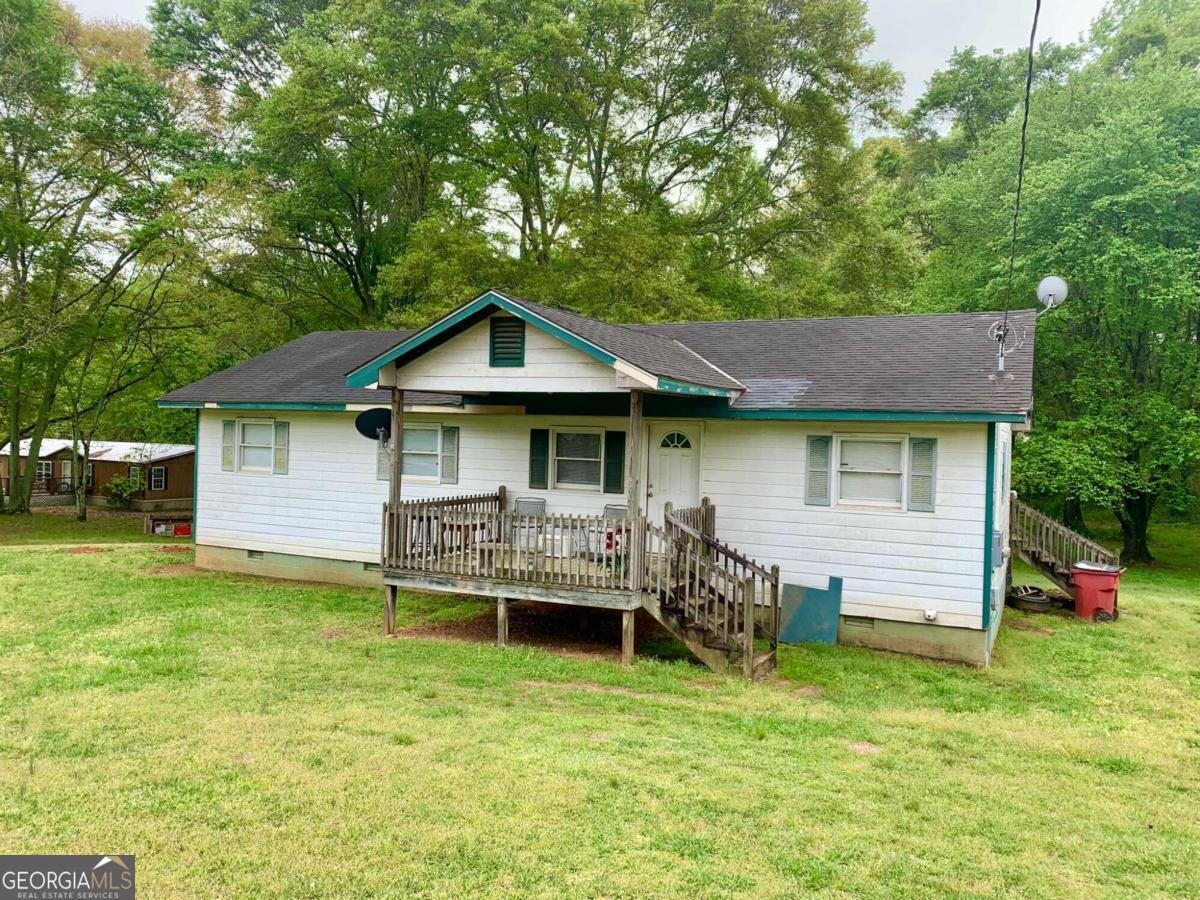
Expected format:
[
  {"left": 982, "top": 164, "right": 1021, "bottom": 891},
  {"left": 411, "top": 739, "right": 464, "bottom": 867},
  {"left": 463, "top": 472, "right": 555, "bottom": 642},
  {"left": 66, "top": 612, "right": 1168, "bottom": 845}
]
[
  {"left": 128, "top": 466, "right": 143, "bottom": 488},
  {"left": 87, "top": 463, "right": 94, "bottom": 487},
  {"left": 552, "top": 429, "right": 603, "bottom": 490},
  {"left": 35, "top": 461, "right": 53, "bottom": 481},
  {"left": 402, "top": 425, "right": 440, "bottom": 478},
  {"left": 660, "top": 431, "right": 691, "bottom": 449},
  {"left": 150, "top": 466, "right": 166, "bottom": 491},
  {"left": 227, "top": 419, "right": 289, "bottom": 475},
  {"left": 837, "top": 437, "right": 903, "bottom": 507},
  {"left": 377, "top": 425, "right": 458, "bottom": 484},
  {"left": 489, "top": 317, "right": 525, "bottom": 367}
]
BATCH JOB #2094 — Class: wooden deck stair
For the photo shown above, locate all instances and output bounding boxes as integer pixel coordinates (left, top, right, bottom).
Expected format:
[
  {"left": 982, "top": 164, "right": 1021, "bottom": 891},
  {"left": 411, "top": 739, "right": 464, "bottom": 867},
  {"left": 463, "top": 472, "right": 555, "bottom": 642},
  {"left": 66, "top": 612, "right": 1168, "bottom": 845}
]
[
  {"left": 640, "top": 503, "right": 780, "bottom": 679},
  {"left": 1010, "top": 499, "right": 1120, "bottom": 595}
]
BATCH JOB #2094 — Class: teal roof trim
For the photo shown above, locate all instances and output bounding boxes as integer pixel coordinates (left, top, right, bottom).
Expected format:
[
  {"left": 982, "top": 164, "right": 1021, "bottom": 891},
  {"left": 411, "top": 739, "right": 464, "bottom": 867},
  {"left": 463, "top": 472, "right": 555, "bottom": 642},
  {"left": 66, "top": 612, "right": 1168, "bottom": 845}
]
[
  {"left": 982, "top": 422, "right": 997, "bottom": 632},
  {"left": 655, "top": 377, "right": 734, "bottom": 399},
  {"left": 345, "top": 291, "right": 620, "bottom": 388}
]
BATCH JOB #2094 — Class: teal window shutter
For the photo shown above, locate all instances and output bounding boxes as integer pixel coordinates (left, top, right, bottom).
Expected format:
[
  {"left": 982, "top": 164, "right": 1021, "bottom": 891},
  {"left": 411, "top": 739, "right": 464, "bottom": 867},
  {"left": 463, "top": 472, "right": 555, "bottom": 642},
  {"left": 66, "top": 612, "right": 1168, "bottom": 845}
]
[
  {"left": 908, "top": 437, "right": 937, "bottom": 511},
  {"left": 806, "top": 435, "right": 832, "bottom": 506},
  {"left": 272, "top": 421, "right": 289, "bottom": 475},
  {"left": 603, "top": 431, "right": 626, "bottom": 494},
  {"left": 529, "top": 429, "right": 549, "bottom": 489},
  {"left": 221, "top": 420, "right": 235, "bottom": 471},
  {"left": 440, "top": 426, "right": 459, "bottom": 484},
  {"left": 490, "top": 317, "right": 525, "bottom": 367}
]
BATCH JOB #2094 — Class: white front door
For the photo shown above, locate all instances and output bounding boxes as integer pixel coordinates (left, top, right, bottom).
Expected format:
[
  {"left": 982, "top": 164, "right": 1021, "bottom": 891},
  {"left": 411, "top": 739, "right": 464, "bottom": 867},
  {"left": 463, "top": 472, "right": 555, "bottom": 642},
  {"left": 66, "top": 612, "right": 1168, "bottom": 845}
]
[{"left": 646, "top": 423, "right": 701, "bottom": 523}]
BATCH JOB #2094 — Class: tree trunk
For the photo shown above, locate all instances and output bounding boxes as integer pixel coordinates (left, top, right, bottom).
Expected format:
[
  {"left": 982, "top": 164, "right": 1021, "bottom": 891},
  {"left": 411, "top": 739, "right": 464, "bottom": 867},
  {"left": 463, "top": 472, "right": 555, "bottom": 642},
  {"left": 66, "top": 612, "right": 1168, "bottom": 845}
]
[
  {"left": 1061, "top": 497, "right": 1088, "bottom": 535},
  {"left": 1115, "top": 492, "right": 1155, "bottom": 564}
]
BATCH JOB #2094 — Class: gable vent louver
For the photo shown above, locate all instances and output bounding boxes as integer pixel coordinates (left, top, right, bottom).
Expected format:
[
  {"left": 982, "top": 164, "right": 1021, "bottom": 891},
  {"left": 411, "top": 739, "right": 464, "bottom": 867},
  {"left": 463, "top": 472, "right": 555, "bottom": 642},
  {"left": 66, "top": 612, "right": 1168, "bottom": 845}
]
[{"left": 490, "top": 317, "right": 526, "bottom": 367}]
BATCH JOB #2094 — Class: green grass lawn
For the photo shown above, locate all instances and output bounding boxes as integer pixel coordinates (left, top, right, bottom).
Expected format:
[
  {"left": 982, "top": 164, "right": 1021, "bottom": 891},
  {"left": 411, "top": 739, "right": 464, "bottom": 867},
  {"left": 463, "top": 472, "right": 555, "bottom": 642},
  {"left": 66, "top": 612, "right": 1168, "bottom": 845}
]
[
  {"left": 1, "top": 522, "right": 1198, "bottom": 897},
  {"left": 0, "top": 508, "right": 178, "bottom": 545}
]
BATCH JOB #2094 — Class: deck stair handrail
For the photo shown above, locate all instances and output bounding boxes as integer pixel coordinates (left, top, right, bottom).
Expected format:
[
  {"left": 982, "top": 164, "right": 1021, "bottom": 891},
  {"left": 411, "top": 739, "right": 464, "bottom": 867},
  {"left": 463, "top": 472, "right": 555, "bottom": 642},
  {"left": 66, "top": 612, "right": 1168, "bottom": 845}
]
[
  {"left": 660, "top": 501, "right": 780, "bottom": 675},
  {"left": 1010, "top": 499, "right": 1119, "bottom": 592}
]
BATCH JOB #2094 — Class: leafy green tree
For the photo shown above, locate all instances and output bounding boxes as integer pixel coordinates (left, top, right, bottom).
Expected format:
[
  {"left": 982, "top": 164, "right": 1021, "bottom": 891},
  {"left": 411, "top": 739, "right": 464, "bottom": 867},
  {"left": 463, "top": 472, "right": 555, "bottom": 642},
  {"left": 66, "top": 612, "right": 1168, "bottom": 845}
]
[
  {"left": 0, "top": 1, "right": 204, "bottom": 513},
  {"left": 915, "top": 3, "right": 1200, "bottom": 561}
]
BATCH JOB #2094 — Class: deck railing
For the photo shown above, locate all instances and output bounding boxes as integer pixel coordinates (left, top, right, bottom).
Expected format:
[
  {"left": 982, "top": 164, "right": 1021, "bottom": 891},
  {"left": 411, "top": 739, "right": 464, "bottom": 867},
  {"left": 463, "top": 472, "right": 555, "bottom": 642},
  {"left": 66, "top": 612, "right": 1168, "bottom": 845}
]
[
  {"left": 663, "top": 503, "right": 780, "bottom": 672},
  {"left": 382, "top": 491, "right": 637, "bottom": 591},
  {"left": 1011, "top": 499, "right": 1119, "bottom": 570}
]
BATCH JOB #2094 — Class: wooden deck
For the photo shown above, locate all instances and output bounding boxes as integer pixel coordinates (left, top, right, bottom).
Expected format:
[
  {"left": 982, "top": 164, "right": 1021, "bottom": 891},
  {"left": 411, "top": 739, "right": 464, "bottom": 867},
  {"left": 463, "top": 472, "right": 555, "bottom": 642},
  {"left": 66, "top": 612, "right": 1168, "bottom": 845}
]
[{"left": 381, "top": 491, "right": 781, "bottom": 678}]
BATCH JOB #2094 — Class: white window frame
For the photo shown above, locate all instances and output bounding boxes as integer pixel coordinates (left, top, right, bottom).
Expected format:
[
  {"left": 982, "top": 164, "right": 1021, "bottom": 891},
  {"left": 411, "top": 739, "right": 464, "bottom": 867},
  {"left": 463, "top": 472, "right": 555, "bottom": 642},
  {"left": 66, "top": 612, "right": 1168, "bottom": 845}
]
[
  {"left": 236, "top": 418, "right": 275, "bottom": 475},
  {"left": 150, "top": 465, "right": 166, "bottom": 491},
  {"left": 87, "top": 462, "right": 94, "bottom": 487},
  {"left": 35, "top": 460, "right": 53, "bottom": 481},
  {"left": 128, "top": 465, "right": 143, "bottom": 488},
  {"left": 834, "top": 434, "right": 907, "bottom": 510},
  {"left": 400, "top": 423, "right": 441, "bottom": 483},
  {"left": 550, "top": 427, "right": 605, "bottom": 492}
]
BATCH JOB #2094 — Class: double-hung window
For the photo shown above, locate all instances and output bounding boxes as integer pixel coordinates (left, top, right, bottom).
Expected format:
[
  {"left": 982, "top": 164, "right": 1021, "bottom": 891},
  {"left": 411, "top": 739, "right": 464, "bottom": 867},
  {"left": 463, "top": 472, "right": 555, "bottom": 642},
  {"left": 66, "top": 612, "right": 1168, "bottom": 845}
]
[
  {"left": 401, "top": 425, "right": 440, "bottom": 479},
  {"left": 35, "top": 461, "right": 53, "bottom": 481},
  {"left": 223, "top": 419, "right": 289, "bottom": 475},
  {"left": 128, "top": 465, "right": 143, "bottom": 488},
  {"left": 552, "top": 429, "right": 604, "bottom": 491},
  {"left": 150, "top": 466, "right": 166, "bottom": 491},
  {"left": 377, "top": 424, "right": 459, "bottom": 484},
  {"left": 238, "top": 421, "right": 275, "bottom": 474},
  {"left": 837, "top": 436, "right": 904, "bottom": 508}
]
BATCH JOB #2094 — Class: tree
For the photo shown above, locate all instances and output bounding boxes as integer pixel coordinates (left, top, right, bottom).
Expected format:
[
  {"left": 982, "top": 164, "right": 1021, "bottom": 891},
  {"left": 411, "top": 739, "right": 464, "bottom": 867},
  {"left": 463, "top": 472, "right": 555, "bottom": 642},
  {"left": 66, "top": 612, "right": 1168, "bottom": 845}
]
[
  {"left": 0, "top": 1, "right": 203, "bottom": 513},
  {"left": 914, "top": 3, "right": 1200, "bottom": 561}
]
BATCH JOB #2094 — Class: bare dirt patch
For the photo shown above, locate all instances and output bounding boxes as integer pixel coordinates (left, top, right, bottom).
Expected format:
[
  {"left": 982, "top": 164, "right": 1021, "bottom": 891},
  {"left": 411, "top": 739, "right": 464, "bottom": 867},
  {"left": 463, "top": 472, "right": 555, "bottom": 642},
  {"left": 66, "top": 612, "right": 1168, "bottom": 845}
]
[
  {"left": 847, "top": 741, "right": 882, "bottom": 755},
  {"left": 158, "top": 544, "right": 191, "bottom": 554},
  {"left": 1007, "top": 617, "right": 1058, "bottom": 635},
  {"left": 394, "top": 603, "right": 676, "bottom": 664},
  {"left": 64, "top": 545, "right": 107, "bottom": 555},
  {"left": 319, "top": 626, "right": 354, "bottom": 640}
]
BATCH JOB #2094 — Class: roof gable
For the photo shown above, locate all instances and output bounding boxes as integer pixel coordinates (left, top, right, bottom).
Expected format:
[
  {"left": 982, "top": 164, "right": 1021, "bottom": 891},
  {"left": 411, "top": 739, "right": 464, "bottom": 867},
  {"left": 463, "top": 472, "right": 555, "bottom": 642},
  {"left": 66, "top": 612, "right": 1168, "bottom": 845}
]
[{"left": 344, "top": 291, "right": 743, "bottom": 397}]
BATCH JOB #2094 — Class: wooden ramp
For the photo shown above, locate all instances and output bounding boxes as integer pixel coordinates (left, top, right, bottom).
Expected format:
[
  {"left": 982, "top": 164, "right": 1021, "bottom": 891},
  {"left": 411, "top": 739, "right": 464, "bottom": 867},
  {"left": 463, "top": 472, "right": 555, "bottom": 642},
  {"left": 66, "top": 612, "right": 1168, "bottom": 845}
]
[{"left": 1010, "top": 499, "right": 1120, "bottom": 595}]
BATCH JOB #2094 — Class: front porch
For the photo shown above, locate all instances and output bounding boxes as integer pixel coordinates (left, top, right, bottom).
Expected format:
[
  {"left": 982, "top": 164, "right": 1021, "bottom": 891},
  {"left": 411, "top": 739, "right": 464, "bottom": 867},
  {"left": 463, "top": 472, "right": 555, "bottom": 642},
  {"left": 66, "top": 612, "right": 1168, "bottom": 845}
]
[{"left": 381, "top": 488, "right": 780, "bottom": 677}]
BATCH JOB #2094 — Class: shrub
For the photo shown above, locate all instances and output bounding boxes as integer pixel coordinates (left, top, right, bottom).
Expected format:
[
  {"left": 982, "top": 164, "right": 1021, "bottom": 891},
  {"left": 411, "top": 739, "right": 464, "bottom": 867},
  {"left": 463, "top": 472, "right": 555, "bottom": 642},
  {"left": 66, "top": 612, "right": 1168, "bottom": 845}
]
[{"left": 101, "top": 474, "right": 139, "bottom": 509}]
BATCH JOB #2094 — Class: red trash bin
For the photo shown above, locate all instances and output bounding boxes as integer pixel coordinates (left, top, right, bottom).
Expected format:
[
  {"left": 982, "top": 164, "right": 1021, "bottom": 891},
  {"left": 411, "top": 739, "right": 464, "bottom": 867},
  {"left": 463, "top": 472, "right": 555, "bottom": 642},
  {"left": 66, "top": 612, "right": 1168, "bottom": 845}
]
[{"left": 1071, "top": 561, "right": 1125, "bottom": 622}]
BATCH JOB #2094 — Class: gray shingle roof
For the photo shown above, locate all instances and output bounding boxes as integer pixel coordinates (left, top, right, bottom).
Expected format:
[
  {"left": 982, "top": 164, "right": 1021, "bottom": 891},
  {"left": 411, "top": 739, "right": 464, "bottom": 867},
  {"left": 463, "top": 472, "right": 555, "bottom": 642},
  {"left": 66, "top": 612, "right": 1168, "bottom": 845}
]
[
  {"left": 161, "top": 308, "right": 1035, "bottom": 417},
  {"left": 496, "top": 293, "right": 745, "bottom": 391},
  {"left": 159, "top": 331, "right": 459, "bottom": 407},
  {"left": 637, "top": 309, "right": 1035, "bottom": 415}
]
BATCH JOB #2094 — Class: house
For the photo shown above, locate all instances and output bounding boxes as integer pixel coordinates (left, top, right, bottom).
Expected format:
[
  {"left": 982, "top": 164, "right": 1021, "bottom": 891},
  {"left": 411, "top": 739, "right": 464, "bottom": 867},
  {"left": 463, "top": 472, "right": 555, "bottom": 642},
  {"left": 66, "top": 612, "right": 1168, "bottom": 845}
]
[
  {"left": 160, "top": 290, "right": 1035, "bottom": 670},
  {"left": 1, "top": 439, "right": 194, "bottom": 511}
]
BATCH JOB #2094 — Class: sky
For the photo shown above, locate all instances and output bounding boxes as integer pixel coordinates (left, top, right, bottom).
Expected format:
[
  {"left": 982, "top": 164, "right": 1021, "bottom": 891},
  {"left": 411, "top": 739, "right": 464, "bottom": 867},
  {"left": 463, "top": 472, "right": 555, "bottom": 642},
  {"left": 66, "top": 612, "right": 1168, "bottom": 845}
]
[{"left": 68, "top": 0, "right": 1110, "bottom": 113}]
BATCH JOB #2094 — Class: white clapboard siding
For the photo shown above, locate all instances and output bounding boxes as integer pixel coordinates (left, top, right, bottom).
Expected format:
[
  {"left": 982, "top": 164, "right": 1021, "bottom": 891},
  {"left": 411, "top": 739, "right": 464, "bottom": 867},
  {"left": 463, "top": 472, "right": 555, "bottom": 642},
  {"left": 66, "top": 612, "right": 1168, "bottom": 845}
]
[
  {"left": 196, "top": 409, "right": 633, "bottom": 562},
  {"left": 694, "top": 419, "right": 988, "bottom": 629},
  {"left": 393, "top": 314, "right": 619, "bottom": 393},
  {"left": 197, "top": 409, "right": 991, "bottom": 629}
]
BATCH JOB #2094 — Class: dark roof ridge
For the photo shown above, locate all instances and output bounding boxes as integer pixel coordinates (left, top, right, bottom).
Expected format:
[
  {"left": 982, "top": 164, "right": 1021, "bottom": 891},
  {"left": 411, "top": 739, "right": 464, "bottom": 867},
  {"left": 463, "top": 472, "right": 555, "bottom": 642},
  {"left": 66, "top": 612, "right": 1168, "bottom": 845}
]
[{"left": 633, "top": 308, "right": 1035, "bottom": 328}]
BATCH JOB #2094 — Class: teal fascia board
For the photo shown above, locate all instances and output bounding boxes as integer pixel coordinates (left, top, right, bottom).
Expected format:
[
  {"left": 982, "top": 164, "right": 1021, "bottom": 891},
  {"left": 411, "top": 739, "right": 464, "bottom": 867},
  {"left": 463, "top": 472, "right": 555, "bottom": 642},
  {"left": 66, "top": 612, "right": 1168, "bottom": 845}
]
[
  {"left": 192, "top": 409, "right": 200, "bottom": 532},
  {"left": 981, "top": 422, "right": 997, "bottom": 631},
  {"left": 346, "top": 291, "right": 619, "bottom": 388},
  {"left": 654, "top": 377, "right": 734, "bottom": 399},
  {"left": 644, "top": 396, "right": 1026, "bottom": 423}
]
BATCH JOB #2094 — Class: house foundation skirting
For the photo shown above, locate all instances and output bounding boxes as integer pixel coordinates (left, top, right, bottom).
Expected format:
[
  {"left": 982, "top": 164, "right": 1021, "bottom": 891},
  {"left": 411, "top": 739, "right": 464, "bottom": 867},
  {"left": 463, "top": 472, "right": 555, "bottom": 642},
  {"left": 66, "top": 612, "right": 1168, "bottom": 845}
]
[
  {"left": 195, "top": 544, "right": 382, "bottom": 588},
  {"left": 838, "top": 615, "right": 991, "bottom": 666}
]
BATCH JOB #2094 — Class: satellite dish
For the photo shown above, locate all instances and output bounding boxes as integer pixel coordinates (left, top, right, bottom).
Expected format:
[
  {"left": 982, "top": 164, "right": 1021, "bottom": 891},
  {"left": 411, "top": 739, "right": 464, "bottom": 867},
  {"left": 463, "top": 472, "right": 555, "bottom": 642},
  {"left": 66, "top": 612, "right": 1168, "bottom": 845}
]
[
  {"left": 1037, "top": 275, "right": 1068, "bottom": 309},
  {"left": 354, "top": 408, "right": 391, "bottom": 441}
]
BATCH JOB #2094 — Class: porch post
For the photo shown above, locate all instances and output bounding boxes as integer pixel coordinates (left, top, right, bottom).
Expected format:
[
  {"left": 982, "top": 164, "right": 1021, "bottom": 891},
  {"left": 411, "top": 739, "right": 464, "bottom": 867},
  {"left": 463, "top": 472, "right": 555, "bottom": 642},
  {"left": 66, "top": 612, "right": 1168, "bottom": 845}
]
[
  {"left": 497, "top": 597, "right": 509, "bottom": 648},
  {"left": 625, "top": 389, "right": 643, "bottom": 519},
  {"left": 621, "top": 609, "right": 636, "bottom": 665},
  {"left": 626, "top": 389, "right": 644, "bottom": 591},
  {"left": 390, "top": 387, "right": 404, "bottom": 507}
]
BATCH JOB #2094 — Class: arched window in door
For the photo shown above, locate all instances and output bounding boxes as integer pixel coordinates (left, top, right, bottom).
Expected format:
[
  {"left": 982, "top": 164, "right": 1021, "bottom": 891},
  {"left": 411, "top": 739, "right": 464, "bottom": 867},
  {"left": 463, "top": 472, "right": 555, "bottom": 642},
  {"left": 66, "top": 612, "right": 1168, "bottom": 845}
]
[{"left": 659, "top": 431, "right": 692, "bottom": 449}]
